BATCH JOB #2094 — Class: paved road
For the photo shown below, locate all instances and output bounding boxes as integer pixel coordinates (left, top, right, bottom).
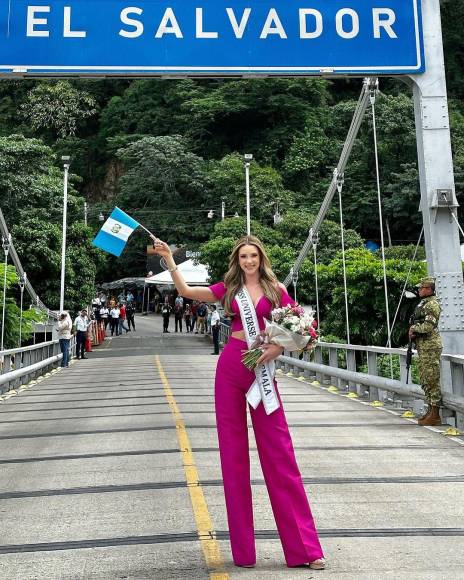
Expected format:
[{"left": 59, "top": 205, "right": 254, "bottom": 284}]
[{"left": 0, "top": 314, "right": 463, "bottom": 580}]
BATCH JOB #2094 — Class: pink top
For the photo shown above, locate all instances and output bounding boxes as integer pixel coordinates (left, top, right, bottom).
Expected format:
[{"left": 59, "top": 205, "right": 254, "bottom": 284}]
[{"left": 209, "top": 281, "right": 295, "bottom": 332}]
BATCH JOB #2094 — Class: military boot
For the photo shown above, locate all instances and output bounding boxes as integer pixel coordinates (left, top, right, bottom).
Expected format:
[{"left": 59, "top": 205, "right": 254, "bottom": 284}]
[
  {"left": 418, "top": 406, "right": 441, "bottom": 426},
  {"left": 417, "top": 406, "right": 431, "bottom": 424}
]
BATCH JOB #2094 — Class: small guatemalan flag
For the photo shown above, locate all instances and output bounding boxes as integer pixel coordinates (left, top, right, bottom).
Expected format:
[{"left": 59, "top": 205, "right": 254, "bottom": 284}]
[{"left": 92, "top": 207, "right": 140, "bottom": 257}]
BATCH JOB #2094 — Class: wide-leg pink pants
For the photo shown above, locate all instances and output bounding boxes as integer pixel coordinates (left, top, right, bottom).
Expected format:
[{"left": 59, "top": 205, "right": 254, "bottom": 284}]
[{"left": 215, "top": 337, "right": 324, "bottom": 567}]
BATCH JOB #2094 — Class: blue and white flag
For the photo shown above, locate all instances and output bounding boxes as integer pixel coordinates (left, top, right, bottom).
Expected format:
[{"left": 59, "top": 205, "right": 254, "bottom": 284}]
[{"left": 92, "top": 207, "right": 140, "bottom": 257}]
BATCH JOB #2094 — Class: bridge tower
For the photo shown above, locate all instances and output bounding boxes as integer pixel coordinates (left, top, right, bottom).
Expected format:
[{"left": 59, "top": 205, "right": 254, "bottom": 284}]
[{"left": 408, "top": 0, "right": 464, "bottom": 366}]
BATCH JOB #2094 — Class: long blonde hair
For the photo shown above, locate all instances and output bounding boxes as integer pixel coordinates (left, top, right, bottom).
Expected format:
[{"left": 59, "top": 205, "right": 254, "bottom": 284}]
[{"left": 223, "top": 235, "right": 281, "bottom": 317}]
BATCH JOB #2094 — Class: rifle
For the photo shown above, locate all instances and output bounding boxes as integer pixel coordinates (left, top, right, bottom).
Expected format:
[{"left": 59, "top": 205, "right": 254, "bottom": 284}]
[{"left": 406, "top": 337, "right": 414, "bottom": 384}]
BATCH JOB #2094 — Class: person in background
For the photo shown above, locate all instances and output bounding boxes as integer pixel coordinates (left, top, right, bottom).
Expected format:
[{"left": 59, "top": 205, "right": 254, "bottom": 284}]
[
  {"left": 126, "top": 302, "right": 136, "bottom": 331},
  {"left": 210, "top": 305, "right": 220, "bottom": 356},
  {"left": 118, "top": 291, "right": 126, "bottom": 305},
  {"left": 196, "top": 301, "right": 207, "bottom": 334},
  {"left": 174, "top": 302, "right": 184, "bottom": 333},
  {"left": 126, "top": 290, "right": 134, "bottom": 305},
  {"left": 162, "top": 301, "right": 172, "bottom": 333},
  {"left": 184, "top": 303, "right": 192, "bottom": 333},
  {"left": 57, "top": 311, "right": 72, "bottom": 367},
  {"left": 119, "top": 303, "right": 130, "bottom": 334},
  {"left": 409, "top": 276, "right": 443, "bottom": 426},
  {"left": 191, "top": 301, "right": 198, "bottom": 333},
  {"left": 206, "top": 305, "right": 213, "bottom": 334},
  {"left": 74, "top": 309, "right": 90, "bottom": 360},
  {"left": 100, "top": 304, "right": 109, "bottom": 332},
  {"left": 175, "top": 294, "right": 184, "bottom": 309},
  {"left": 109, "top": 304, "right": 120, "bottom": 336}
]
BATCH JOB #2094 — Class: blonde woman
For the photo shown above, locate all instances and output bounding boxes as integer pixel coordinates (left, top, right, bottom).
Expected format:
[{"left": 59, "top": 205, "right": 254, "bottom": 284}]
[{"left": 153, "top": 235, "right": 325, "bottom": 570}]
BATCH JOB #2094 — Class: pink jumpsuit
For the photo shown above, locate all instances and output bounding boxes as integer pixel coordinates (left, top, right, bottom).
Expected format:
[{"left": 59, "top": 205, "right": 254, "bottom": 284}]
[{"left": 209, "top": 282, "right": 324, "bottom": 567}]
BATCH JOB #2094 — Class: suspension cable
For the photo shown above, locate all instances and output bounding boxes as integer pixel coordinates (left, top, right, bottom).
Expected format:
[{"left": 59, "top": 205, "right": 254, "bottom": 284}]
[
  {"left": 312, "top": 238, "right": 320, "bottom": 328},
  {"left": 284, "top": 77, "right": 378, "bottom": 288},
  {"left": 370, "top": 83, "right": 393, "bottom": 354},
  {"left": 389, "top": 227, "right": 424, "bottom": 344},
  {"left": 335, "top": 170, "right": 351, "bottom": 343},
  {"left": 0, "top": 207, "right": 56, "bottom": 318},
  {"left": 450, "top": 210, "right": 464, "bottom": 240}
]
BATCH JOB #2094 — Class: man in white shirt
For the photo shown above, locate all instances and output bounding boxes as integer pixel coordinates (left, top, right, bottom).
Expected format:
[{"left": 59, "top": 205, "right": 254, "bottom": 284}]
[
  {"left": 210, "top": 305, "right": 221, "bottom": 355},
  {"left": 74, "top": 310, "right": 90, "bottom": 359},
  {"left": 100, "top": 305, "right": 109, "bottom": 333},
  {"left": 110, "top": 306, "right": 121, "bottom": 336}
]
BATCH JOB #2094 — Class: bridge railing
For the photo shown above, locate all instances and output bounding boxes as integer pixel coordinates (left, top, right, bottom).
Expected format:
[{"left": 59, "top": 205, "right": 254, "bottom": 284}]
[
  {"left": 0, "top": 336, "right": 76, "bottom": 394},
  {"left": 219, "top": 322, "right": 464, "bottom": 428}
]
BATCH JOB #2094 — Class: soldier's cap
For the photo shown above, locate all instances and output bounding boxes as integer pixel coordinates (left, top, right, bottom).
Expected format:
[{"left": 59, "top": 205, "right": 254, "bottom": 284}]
[{"left": 415, "top": 276, "right": 436, "bottom": 288}]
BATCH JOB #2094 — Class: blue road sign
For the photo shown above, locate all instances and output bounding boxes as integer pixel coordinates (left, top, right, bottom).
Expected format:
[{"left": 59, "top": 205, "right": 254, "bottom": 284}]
[{"left": 0, "top": 1, "right": 424, "bottom": 76}]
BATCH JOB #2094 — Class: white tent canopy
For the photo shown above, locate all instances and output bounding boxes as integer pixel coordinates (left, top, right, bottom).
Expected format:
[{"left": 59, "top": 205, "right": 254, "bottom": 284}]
[{"left": 145, "top": 259, "right": 210, "bottom": 286}]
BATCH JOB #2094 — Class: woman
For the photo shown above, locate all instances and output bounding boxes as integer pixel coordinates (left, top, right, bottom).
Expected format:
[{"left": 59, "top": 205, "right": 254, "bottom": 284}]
[
  {"left": 153, "top": 235, "right": 325, "bottom": 570},
  {"left": 57, "top": 311, "right": 72, "bottom": 368},
  {"left": 99, "top": 304, "right": 109, "bottom": 333}
]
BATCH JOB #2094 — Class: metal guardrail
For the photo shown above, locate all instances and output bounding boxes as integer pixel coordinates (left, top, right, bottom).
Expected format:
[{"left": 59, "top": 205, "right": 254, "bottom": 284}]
[
  {"left": 218, "top": 322, "right": 464, "bottom": 427},
  {"left": 0, "top": 336, "right": 76, "bottom": 394}
]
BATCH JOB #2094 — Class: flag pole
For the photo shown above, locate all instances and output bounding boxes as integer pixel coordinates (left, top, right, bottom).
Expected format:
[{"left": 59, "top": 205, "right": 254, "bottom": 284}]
[{"left": 139, "top": 223, "right": 156, "bottom": 238}]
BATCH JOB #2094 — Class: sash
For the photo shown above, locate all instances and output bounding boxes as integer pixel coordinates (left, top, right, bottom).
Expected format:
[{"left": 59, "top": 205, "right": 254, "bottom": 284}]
[{"left": 235, "top": 287, "right": 280, "bottom": 415}]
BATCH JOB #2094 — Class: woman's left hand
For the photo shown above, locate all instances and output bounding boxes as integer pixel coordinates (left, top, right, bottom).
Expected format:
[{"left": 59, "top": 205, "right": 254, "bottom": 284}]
[{"left": 256, "top": 343, "right": 284, "bottom": 366}]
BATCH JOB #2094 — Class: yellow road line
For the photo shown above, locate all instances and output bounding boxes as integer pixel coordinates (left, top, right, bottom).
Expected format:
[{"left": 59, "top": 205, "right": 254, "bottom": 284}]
[{"left": 155, "top": 355, "right": 229, "bottom": 580}]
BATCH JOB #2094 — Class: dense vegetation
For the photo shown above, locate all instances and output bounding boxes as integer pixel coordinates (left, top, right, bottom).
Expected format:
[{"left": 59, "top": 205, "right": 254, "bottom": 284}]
[{"left": 0, "top": 3, "right": 462, "bottom": 346}]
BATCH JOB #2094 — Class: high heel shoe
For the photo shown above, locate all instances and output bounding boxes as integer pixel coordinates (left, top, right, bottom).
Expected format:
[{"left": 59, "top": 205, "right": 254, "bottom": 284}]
[{"left": 309, "top": 558, "right": 326, "bottom": 570}]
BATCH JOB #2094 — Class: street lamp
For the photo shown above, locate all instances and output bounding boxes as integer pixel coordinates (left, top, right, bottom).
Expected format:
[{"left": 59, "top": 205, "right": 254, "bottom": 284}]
[
  {"left": 207, "top": 209, "right": 214, "bottom": 219},
  {"left": 59, "top": 156, "right": 71, "bottom": 313},
  {"left": 98, "top": 212, "right": 105, "bottom": 222},
  {"left": 1, "top": 234, "right": 11, "bottom": 352},
  {"left": 18, "top": 271, "right": 26, "bottom": 348},
  {"left": 243, "top": 153, "right": 253, "bottom": 235}
]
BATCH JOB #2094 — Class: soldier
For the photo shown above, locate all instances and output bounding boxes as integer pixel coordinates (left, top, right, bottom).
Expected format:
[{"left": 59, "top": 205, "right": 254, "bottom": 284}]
[{"left": 409, "top": 277, "right": 443, "bottom": 426}]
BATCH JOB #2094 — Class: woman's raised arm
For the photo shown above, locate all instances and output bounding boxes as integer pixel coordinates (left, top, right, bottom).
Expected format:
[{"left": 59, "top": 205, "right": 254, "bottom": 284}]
[{"left": 151, "top": 237, "right": 217, "bottom": 303}]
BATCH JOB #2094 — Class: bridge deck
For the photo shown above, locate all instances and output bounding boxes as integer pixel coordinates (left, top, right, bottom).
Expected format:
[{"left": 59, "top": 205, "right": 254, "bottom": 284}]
[{"left": 0, "top": 315, "right": 463, "bottom": 580}]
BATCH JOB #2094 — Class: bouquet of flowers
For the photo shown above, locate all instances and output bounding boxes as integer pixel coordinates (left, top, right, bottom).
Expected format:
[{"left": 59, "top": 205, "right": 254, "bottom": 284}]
[{"left": 242, "top": 305, "right": 318, "bottom": 370}]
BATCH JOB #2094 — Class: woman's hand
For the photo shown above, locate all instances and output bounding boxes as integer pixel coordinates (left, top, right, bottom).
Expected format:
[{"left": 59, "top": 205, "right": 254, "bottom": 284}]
[
  {"left": 151, "top": 237, "right": 173, "bottom": 260},
  {"left": 256, "top": 343, "right": 284, "bottom": 366}
]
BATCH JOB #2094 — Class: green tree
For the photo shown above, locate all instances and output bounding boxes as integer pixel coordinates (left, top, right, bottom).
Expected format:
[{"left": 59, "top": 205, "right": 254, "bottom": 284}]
[
  {"left": 116, "top": 135, "right": 213, "bottom": 244},
  {"left": 274, "top": 209, "right": 364, "bottom": 262},
  {"left": 0, "top": 134, "right": 83, "bottom": 227},
  {"left": 199, "top": 217, "right": 281, "bottom": 281},
  {"left": 207, "top": 153, "right": 293, "bottom": 225},
  {"left": 0, "top": 265, "right": 44, "bottom": 348},
  {"left": 316, "top": 248, "right": 426, "bottom": 346},
  {"left": 11, "top": 218, "right": 102, "bottom": 314},
  {"left": 20, "top": 81, "right": 98, "bottom": 138}
]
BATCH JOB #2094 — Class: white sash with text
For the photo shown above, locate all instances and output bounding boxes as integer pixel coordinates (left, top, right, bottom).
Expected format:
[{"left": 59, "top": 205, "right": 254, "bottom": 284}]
[{"left": 236, "top": 287, "right": 279, "bottom": 415}]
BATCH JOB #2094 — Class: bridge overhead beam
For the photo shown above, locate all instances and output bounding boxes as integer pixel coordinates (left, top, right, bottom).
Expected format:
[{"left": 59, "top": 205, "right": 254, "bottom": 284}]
[{"left": 407, "top": 0, "right": 464, "bottom": 358}]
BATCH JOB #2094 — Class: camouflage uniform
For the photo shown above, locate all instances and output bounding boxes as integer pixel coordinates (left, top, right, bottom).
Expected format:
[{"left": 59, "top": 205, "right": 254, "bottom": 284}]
[{"left": 410, "top": 295, "right": 442, "bottom": 406}]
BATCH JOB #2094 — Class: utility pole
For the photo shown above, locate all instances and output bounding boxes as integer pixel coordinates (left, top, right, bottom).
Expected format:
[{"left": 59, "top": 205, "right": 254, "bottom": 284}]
[
  {"left": 59, "top": 156, "right": 70, "bottom": 312},
  {"left": 244, "top": 154, "right": 253, "bottom": 235}
]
